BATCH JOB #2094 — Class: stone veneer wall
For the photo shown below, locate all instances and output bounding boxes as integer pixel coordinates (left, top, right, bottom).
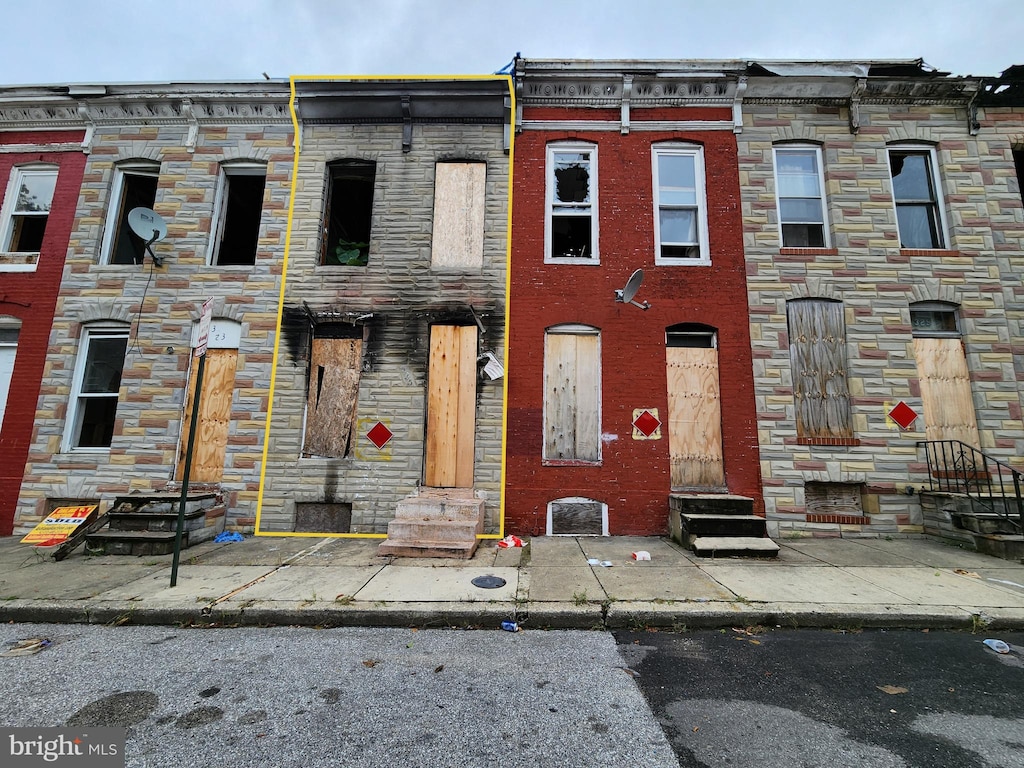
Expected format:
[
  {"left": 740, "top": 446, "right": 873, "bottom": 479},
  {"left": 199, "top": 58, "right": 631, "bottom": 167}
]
[
  {"left": 258, "top": 122, "right": 508, "bottom": 534},
  {"left": 738, "top": 102, "right": 1024, "bottom": 537},
  {"left": 15, "top": 116, "right": 294, "bottom": 532}
]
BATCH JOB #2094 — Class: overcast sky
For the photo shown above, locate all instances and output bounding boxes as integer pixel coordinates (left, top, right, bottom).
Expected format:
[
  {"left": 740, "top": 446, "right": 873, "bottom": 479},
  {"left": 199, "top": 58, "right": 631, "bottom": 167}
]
[{"left": 2, "top": 0, "right": 1020, "bottom": 86}]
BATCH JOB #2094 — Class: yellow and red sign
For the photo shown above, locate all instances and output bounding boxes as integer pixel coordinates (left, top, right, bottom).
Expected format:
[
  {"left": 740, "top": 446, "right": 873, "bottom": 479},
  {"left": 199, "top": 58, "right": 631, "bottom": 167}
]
[{"left": 20, "top": 505, "right": 98, "bottom": 546}]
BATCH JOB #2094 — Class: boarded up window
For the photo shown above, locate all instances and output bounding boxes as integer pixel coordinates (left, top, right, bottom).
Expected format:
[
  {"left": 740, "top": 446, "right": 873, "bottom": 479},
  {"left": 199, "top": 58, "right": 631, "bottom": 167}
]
[
  {"left": 787, "top": 299, "right": 852, "bottom": 439},
  {"left": 805, "top": 482, "right": 864, "bottom": 516},
  {"left": 548, "top": 497, "right": 606, "bottom": 535},
  {"left": 431, "top": 162, "right": 485, "bottom": 270},
  {"left": 303, "top": 334, "right": 363, "bottom": 458},
  {"left": 912, "top": 336, "right": 980, "bottom": 447},
  {"left": 544, "top": 325, "right": 600, "bottom": 461},
  {"left": 294, "top": 502, "right": 352, "bottom": 533}
]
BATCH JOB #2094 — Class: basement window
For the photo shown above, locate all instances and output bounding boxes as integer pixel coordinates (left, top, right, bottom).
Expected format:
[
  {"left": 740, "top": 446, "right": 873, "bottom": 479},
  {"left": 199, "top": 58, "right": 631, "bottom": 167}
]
[
  {"left": 0, "top": 166, "right": 57, "bottom": 254},
  {"left": 302, "top": 325, "right": 363, "bottom": 458},
  {"left": 322, "top": 160, "right": 375, "bottom": 266},
  {"left": 211, "top": 164, "right": 266, "bottom": 265},
  {"left": 547, "top": 497, "right": 607, "bottom": 535},
  {"left": 103, "top": 162, "right": 160, "bottom": 265}
]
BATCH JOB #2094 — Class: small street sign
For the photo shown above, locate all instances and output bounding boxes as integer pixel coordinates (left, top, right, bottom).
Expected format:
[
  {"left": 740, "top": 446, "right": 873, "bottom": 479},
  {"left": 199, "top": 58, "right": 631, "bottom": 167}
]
[{"left": 196, "top": 297, "right": 214, "bottom": 357}]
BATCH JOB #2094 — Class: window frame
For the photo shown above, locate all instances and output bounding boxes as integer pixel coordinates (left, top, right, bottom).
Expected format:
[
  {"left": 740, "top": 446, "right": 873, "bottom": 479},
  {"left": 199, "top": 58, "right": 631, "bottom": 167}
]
[
  {"left": 0, "top": 165, "right": 59, "bottom": 269},
  {"left": 321, "top": 159, "right": 376, "bottom": 267},
  {"left": 99, "top": 161, "right": 160, "bottom": 265},
  {"left": 652, "top": 143, "right": 710, "bottom": 266},
  {"left": 772, "top": 144, "right": 830, "bottom": 248},
  {"left": 0, "top": 317, "right": 20, "bottom": 431},
  {"left": 542, "top": 323, "right": 602, "bottom": 463},
  {"left": 545, "top": 142, "right": 599, "bottom": 264},
  {"left": 63, "top": 323, "right": 129, "bottom": 452},
  {"left": 910, "top": 300, "right": 961, "bottom": 339},
  {"left": 887, "top": 144, "right": 948, "bottom": 250},
  {"left": 786, "top": 298, "right": 853, "bottom": 442},
  {"left": 207, "top": 162, "right": 267, "bottom": 266}
]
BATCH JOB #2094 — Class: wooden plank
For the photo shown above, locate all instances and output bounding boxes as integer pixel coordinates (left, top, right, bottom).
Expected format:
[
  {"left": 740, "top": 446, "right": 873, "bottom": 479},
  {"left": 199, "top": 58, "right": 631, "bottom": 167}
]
[
  {"left": 426, "top": 326, "right": 459, "bottom": 486},
  {"left": 544, "top": 333, "right": 577, "bottom": 459},
  {"left": 178, "top": 349, "right": 238, "bottom": 482},
  {"left": 574, "top": 334, "right": 600, "bottom": 461},
  {"left": 454, "top": 325, "right": 477, "bottom": 487},
  {"left": 431, "top": 163, "right": 486, "bottom": 270},
  {"left": 913, "top": 337, "right": 980, "bottom": 447},
  {"left": 303, "top": 338, "right": 362, "bottom": 458},
  {"left": 52, "top": 513, "right": 109, "bottom": 561},
  {"left": 667, "top": 346, "right": 725, "bottom": 488}
]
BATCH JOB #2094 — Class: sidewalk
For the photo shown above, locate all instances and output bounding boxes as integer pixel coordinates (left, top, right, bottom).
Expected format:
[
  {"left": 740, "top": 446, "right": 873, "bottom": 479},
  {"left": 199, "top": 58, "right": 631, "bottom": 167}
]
[{"left": 1, "top": 534, "right": 1023, "bottom": 631}]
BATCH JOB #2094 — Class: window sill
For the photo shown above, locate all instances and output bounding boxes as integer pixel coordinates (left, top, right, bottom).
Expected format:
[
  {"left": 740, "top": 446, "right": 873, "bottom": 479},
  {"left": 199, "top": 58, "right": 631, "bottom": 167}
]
[
  {"left": 654, "top": 257, "right": 711, "bottom": 267},
  {"left": 542, "top": 459, "right": 602, "bottom": 467},
  {"left": 805, "top": 514, "right": 870, "bottom": 525},
  {"left": 544, "top": 257, "right": 600, "bottom": 266},
  {"left": 779, "top": 247, "right": 838, "bottom": 256},
  {"left": 796, "top": 437, "right": 860, "bottom": 447},
  {"left": 0, "top": 252, "right": 40, "bottom": 272},
  {"left": 899, "top": 248, "right": 960, "bottom": 257}
]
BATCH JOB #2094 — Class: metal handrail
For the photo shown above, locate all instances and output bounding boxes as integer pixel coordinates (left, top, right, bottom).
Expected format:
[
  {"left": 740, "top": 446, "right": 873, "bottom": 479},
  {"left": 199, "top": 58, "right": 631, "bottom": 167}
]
[{"left": 917, "top": 440, "right": 1023, "bottom": 533}]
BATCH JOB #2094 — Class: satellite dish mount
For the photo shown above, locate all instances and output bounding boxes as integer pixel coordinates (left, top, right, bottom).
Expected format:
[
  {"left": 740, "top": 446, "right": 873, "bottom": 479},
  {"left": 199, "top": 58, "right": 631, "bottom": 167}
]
[
  {"left": 614, "top": 268, "right": 651, "bottom": 311},
  {"left": 126, "top": 207, "right": 168, "bottom": 267}
]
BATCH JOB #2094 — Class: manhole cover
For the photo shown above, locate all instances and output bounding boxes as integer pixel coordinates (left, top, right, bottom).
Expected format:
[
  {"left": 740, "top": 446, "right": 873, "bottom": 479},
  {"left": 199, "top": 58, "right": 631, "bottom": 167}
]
[{"left": 471, "top": 575, "right": 507, "bottom": 589}]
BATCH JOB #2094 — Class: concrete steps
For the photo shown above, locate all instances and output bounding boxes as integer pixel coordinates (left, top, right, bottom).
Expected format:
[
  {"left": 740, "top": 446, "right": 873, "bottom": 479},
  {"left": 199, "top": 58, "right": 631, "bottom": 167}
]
[
  {"left": 921, "top": 491, "right": 1023, "bottom": 562},
  {"left": 669, "top": 493, "right": 778, "bottom": 558},
  {"left": 378, "top": 490, "right": 485, "bottom": 559},
  {"left": 85, "top": 492, "right": 226, "bottom": 556}
]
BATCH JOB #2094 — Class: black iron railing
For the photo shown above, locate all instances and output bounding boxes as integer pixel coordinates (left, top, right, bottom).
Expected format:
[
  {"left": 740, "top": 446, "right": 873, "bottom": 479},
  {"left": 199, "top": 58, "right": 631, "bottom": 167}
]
[{"left": 918, "top": 440, "right": 1023, "bottom": 533}]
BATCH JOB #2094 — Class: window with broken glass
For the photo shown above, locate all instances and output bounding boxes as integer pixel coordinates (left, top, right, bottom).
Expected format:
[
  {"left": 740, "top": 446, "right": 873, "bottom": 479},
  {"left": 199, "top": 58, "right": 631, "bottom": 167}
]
[
  {"left": 546, "top": 143, "right": 597, "bottom": 263},
  {"left": 102, "top": 162, "right": 160, "bottom": 265},
  {"left": 210, "top": 163, "right": 266, "bottom": 266},
  {"left": 0, "top": 166, "right": 58, "bottom": 253},
  {"left": 889, "top": 147, "right": 946, "bottom": 249},
  {"left": 321, "top": 160, "right": 375, "bottom": 266},
  {"left": 652, "top": 145, "right": 709, "bottom": 264},
  {"left": 773, "top": 145, "right": 828, "bottom": 248}
]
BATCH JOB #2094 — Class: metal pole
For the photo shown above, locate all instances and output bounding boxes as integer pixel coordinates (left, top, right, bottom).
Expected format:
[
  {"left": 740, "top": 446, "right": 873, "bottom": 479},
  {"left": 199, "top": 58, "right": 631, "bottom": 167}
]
[{"left": 170, "top": 352, "right": 206, "bottom": 587}]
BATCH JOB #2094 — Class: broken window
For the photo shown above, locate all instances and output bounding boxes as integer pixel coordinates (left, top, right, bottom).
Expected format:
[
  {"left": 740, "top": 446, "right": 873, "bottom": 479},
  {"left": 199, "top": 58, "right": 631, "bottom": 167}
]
[
  {"left": 1, "top": 166, "right": 57, "bottom": 253},
  {"left": 322, "top": 160, "right": 375, "bottom": 266},
  {"left": 103, "top": 162, "right": 160, "bottom": 265},
  {"left": 431, "top": 161, "right": 486, "bottom": 270},
  {"left": 1014, "top": 149, "right": 1024, "bottom": 207},
  {"left": 211, "top": 164, "right": 266, "bottom": 265},
  {"left": 543, "top": 324, "right": 601, "bottom": 461},
  {"left": 65, "top": 324, "right": 129, "bottom": 450},
  {"left": 546, "top": 143, "right": 597, "bottom": 261},
  {"left": 787, "top": 299, "right": 852, "bottom": 440},
  {"left": 774, "top": 145, "right": 828, "bottom": 247},
  {"left": 889, "top": 147, "right": 945, "bottom": 249},
  {"left": 303, "top": 325, "right": 363, "bottom": 458},
  {"left": 653, "top": 145, "right": 708, "bottom": 263}
]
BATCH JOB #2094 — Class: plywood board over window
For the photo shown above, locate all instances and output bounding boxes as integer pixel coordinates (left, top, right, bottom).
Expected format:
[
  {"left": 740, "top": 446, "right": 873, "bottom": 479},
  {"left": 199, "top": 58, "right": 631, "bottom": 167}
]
[
  {"left": 788, "top": 299, "right": 852, "bottom": 439},
  {"left": 303, "top": 337, "right": 363, "bottom": 458},
  {"left": 431, "top": 162, "right": 486, "bottom": 270},
  {"left": 913, "top": 336, "right": 980, "bottom": 448},
  {"left": 544, "top": 326, "right": 600, "bottom": 461}
]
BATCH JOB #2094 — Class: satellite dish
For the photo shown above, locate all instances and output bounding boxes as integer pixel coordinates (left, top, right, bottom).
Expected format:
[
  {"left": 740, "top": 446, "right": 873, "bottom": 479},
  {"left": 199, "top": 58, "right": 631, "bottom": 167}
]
[
  {"left": 614, "top": 268, "right": 651, "bottom": 310},
  {"left": 126, "top": 208, "right": 167, "bottom": 266}
]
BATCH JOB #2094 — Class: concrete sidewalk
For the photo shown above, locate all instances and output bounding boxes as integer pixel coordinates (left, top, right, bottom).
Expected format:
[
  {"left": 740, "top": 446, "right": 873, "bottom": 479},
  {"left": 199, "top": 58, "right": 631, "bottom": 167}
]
[{"left": 1, "top": 534, "right": 1023, "bottom": 631}]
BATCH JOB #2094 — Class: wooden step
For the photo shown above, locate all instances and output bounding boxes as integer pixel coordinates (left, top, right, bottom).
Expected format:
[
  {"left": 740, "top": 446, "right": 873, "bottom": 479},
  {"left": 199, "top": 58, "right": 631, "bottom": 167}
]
[{"left": 690, "top": 536, "right": 780, "bottom": 558}]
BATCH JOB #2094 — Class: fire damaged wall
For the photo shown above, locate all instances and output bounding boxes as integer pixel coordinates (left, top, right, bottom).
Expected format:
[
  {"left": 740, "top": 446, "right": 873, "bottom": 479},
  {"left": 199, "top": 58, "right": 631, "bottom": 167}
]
[{"left": 259, "top": 108, "right": 509, "bottom": 535}]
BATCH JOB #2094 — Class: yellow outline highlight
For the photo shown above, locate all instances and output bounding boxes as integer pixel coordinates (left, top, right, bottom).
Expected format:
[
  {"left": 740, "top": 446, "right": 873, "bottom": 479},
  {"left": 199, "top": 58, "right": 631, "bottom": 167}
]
[{"left": 254, "top": 73, "right": 515, "bottom": 541}]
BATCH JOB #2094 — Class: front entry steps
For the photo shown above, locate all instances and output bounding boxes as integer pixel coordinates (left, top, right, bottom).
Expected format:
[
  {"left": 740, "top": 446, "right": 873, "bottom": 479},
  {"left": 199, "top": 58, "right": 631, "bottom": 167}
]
[
  {"left": 85, "top": 493, "right": 226, "bottom": 556},
  {"left": 378, "top": 488, "right": 485, "bottom": 559},
  {"left": 669, "top": 493, "right": 779, "bottom": 558}
]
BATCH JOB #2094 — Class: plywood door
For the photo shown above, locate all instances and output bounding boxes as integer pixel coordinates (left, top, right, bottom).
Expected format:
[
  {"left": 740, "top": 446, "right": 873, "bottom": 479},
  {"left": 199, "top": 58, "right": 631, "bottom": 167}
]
[
  {"left": 543, "top": 332, "right": 600, "bottom": 461},
  {"left": 177, "top": 348, "right": 238, "bottom": 482},
  {"left": 913, "top": 337, "right": 980, "bottom": 448},
  {"left": 425, "top": 325, "right": 477, "bottom": 488},
  {"left": 667, "top": 346, "right": 725, "bottom": 488}
]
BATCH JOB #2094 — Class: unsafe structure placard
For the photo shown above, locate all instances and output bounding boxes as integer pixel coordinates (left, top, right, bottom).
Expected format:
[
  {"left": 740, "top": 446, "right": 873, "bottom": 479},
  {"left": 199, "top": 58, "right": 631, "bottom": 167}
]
[{"left": 20, "top": 505, "right": 98, "bottom": 546}]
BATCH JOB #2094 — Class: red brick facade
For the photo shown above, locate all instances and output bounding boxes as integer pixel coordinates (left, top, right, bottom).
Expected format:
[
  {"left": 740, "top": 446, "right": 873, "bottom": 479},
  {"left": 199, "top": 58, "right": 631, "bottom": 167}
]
[
  {"left": 505, "top": 110, "right": 763, "bottom": 535},
  {"left": 0, "top": 130, "right": 86, "bottom": 535}
]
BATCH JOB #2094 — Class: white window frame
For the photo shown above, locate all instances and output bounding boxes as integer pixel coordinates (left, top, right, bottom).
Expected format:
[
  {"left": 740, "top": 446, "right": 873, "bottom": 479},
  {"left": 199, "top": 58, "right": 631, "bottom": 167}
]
[
  {"left": 100, "top": 161, "right": 160, "bottom": 265},
  {"left": 545, "top": 142, "right": 599, "bottom": 264},
  {"left": 0, "top": 164, "right": 59, "bottom": 272},
  {"left": 652, "top": 144, "right": 710, "bottom": 265},
  {"left": 207, "top": 162, "right": 267, "bottom": 266},
  {"left": 887, "top": 144, "right": 948, "bottom": 250},
  {"left": 0, "top": 318, "right": 20, "bottom": 432},
  {"left": 772, "top": 144, "right": 830, "bottom": 248},
  {"left": 63, "top": 323, "right": 129, "bottom": 452}
]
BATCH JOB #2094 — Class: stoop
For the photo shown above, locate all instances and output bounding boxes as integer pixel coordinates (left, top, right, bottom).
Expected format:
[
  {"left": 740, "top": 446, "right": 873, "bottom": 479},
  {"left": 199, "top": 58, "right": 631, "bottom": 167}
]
[
  {"left": 378, "top": 488, "right": 484, "bottom": 559},
  {"left": 669, "top": 493, "right": 779, "bottom": 558}
]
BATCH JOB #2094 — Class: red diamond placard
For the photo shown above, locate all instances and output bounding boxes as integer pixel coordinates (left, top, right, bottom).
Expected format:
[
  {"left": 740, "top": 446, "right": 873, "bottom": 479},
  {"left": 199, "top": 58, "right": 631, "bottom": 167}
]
[
  {"left": 366, "top": 421, "right": 394, "bottom": 450},
  {"left": 888, "top": 401, "right": 919, "bottom": 431},
  {"left": 632, "top": 408, "right": 661, "bottom": 437}
]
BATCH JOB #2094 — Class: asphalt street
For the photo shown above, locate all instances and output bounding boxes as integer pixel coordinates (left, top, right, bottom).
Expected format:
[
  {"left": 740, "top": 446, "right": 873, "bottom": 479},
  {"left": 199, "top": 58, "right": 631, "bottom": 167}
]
[{"left": 614, "top": 627, "right": 1024, "bottom": 768}]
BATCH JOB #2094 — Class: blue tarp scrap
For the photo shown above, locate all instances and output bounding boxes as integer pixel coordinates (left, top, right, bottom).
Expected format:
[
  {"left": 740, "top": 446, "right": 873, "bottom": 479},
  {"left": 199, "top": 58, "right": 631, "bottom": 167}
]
[{"left": 214, "top": 531, "right": 245, "bottom": 543}]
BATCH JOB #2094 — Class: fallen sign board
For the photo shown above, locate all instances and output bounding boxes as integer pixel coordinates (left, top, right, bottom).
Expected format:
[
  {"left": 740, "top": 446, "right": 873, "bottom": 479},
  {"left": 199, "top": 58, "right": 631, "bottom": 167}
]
[{"left": 20, "top": 505, "right": 98, "bottom": 547}]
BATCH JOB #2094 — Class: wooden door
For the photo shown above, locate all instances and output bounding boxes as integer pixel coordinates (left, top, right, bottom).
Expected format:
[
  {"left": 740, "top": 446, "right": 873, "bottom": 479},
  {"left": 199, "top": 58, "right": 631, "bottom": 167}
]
[
  {"left": 543, "top": 330, "right": 600, "bottom": 461},
  {"left": 177, "top": 348, "right": 237, "bottom": 482},
  {"left": 913, "top": 337, "right": 980, "bottom": 448},
  {"left": 666, "top": 346, "right": 725, "bottom": 488},
  {"left": 425, "top": 325, "right": 477, "bottom": 487}
]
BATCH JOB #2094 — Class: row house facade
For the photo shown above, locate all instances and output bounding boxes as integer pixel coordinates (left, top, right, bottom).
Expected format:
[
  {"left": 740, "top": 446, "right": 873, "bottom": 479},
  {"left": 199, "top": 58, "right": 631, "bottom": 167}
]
[{"left": 9, "top": 82, "right": 294, "bottom": 533}]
